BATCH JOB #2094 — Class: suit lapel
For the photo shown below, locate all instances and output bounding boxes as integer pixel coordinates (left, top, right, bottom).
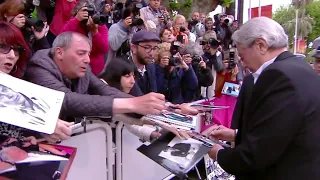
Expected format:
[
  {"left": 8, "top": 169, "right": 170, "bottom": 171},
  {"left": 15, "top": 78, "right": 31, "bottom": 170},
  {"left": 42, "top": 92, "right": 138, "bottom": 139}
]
[
  {"left": 249, "top": 51, "right": 295, "bottom": 104},
  {"left": 235, "top": 74, "right": 254, "bottom": 145}
]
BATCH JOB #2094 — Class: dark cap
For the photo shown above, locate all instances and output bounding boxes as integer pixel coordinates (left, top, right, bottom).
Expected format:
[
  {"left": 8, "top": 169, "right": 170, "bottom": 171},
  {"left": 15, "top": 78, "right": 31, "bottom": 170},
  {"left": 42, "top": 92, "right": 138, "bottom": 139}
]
[
  {"left": 131, "top": 30, "right": 161, "bottom": 44},
  {"left": 312, "top": 46, "right": 320, "bottom": 58}
]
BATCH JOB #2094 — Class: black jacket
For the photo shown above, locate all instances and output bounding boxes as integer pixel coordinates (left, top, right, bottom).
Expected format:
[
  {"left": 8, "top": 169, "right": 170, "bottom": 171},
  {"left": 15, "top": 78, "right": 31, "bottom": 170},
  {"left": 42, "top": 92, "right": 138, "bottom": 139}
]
[{"left": 218, "top": 51, "right": 320, "bottom": 180}]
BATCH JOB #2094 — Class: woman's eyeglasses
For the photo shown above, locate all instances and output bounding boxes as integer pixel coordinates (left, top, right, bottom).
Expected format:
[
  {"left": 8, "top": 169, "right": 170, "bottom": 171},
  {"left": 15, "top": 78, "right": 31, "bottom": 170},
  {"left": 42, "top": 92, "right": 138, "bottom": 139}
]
[{"left": 0, "top": 43, "right": 25, "bottom": 56}]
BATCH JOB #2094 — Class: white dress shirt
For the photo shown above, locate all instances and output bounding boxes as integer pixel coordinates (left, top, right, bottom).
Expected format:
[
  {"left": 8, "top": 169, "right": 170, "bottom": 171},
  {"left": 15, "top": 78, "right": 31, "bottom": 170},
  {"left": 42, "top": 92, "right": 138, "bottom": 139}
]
[{"left": 137, "top": 66, "right": 146, "bottom": 76}]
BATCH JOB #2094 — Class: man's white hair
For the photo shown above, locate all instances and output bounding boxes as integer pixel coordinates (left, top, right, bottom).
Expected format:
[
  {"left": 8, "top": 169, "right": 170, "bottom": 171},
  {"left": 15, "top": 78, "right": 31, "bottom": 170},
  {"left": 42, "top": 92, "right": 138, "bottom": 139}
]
[{"left": 232, "top": 17, "right": 288, "bottom": 48}]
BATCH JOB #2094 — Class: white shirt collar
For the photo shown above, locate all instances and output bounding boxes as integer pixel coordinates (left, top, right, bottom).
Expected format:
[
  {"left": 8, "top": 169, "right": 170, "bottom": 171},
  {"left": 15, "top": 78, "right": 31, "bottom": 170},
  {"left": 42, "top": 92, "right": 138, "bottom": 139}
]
[
  {"left": 137, "top": 66, "right": 146, "bottom": 76},
  {"left": 130, "top": 52, "right": 146, "bottom": 76},
  {"left": 252, "top": 57, "right": 277, "bottom": 84}
]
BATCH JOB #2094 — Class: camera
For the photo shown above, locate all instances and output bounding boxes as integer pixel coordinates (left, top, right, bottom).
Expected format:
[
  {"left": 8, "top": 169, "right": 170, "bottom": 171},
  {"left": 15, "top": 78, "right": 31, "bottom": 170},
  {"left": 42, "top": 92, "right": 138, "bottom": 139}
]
[
  {"left": 169, "top": 56, "right": 181, "bottom": 66},
  {"left": 24, "top": 1, "right": 45, "bottom": 32},
  {"left": 131, "top": 18, "right": 144, "bottom": 26},
  {"left": 85, "top": 3, "right": 108, "bottom": 25},
  {"left": 170, "top": 41, "right": 181, "bottom": 55},
  {"left": 158, "top": 12, "right": 168, "bottom": 24},
  {"left": 227, "top": 47, "right": 236, "bottom": 70},
  {"left": 192, "top": 55, "right": 207, "bottom": 71},
  {"left": 169, "top": 41, "right": 182, "bottom": 66},
  {"left": 189, "top": 19, "right": 199, "bottom": 26}
]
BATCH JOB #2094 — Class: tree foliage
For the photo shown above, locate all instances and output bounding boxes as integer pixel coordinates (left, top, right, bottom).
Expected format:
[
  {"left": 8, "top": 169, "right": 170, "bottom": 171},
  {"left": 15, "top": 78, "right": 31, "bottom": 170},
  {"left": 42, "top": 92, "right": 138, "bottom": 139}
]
[
  {"left": 306, "top": 1, "right": 320, "bottom": 42},
  {"left": 273, "top": 1, "right": 318, "bottom": 45}
]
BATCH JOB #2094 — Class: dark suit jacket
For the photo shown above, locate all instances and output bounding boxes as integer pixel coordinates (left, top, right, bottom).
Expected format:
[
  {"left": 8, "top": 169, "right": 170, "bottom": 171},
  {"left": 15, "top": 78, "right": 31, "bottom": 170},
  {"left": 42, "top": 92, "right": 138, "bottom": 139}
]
[
  {"left": 218, "top": 51, "right": 320, "bottom": 180},
  {"left": 130, "top": 63, "right": 158, "bottom": 97},
  {"left": 230, "top": 74, "right": 254, "bottom": 132}
]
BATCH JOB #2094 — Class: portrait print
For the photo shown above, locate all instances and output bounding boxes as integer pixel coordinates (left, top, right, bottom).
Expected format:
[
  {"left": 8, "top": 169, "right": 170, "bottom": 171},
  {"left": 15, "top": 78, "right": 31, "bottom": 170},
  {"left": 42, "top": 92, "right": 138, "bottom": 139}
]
[{"left": 0, "top": 74, "right": 65, "bottom": 134}]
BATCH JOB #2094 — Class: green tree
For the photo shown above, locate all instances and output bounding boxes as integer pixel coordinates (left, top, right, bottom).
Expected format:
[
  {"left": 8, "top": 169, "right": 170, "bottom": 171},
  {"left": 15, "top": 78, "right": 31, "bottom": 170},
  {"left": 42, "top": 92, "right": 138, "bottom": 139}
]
[
  {"left": 306, "top": 0, "right": 320, "bottom": 43},
  {"left": 164, "top": 0, "right": 235, "bottom": 19},
  {"left": 273, "top": 3, "right": 314, "bottom": 48}
]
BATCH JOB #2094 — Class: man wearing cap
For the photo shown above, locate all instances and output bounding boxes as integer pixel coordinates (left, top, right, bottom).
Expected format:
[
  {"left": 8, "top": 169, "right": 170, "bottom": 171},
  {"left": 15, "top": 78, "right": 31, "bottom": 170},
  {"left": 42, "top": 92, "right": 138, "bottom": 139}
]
[
  {"left": 128, "top": 30, "right": 160, "bottom": 96},
  {"left": 312, "top": 47, "right": 320, "bottom": 75},
  {"left": 25, "top": 31, "right": 166, "bottom": 123}
]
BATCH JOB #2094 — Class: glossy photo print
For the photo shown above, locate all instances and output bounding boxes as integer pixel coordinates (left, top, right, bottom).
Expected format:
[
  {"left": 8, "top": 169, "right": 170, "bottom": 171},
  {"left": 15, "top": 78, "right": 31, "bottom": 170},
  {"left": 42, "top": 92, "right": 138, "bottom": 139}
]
[
  {"left": 0, "top": 73, "right": 65, "bottom": 134},
  {"left": 158, "top": 137, "right": 203, "bottom": 168},
  {"left": 221, "top": 82, "right": 241, "bottom": 97}
]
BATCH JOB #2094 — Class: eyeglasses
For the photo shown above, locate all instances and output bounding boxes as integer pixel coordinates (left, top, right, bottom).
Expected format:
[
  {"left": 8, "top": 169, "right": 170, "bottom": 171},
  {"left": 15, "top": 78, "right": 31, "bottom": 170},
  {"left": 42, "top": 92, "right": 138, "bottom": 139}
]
[
  {"left": 0, "top": 43, "right": 25, "bottom": 56},
  {"left": 137, "top": 44, "right": 159, "bottom": 53}
]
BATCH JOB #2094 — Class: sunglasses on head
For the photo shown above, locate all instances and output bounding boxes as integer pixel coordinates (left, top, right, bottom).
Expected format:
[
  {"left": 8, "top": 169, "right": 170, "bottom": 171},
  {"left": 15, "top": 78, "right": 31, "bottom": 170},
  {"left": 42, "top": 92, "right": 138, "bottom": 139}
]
[{"left": 0, "top": 43, "right": 25, "bottom": 56}]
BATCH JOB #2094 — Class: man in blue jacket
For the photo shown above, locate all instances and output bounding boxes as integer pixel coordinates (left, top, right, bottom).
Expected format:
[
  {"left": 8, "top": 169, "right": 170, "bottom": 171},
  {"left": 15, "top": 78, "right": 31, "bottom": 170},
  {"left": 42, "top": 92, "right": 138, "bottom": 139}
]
[{"left": 128, "top": 30, "right": 160, "bottom": 96}]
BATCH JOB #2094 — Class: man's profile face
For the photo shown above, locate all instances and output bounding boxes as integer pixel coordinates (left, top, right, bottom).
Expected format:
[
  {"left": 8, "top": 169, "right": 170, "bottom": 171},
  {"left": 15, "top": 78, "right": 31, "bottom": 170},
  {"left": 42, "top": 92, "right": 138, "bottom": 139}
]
[
  {"left": 134, "top": 41, "right": 159, "bottom": 65},
  {"left": 314, "top": 59, "right": 320, "bottom": 75},
  {"left": 236, "top": 42, "right": 261, "bottom": 72},
  {"left": 60, "top": 35, "right": 91, "bottom": 79}
]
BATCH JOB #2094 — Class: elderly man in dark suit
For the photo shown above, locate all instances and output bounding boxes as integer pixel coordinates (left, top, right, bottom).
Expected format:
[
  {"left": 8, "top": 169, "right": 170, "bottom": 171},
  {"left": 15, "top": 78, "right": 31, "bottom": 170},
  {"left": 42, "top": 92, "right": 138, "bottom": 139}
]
[{"left": 204, "top": 17, "right": 320, "bottom": 180}]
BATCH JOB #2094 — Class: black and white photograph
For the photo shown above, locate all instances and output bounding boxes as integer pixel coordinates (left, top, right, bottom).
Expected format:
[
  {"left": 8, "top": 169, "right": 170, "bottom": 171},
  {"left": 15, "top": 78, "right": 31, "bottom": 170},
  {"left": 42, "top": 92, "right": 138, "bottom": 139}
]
[
  {"left": 0, "top": 73, "right": 65, "bottom": 134},
  {"left": 204, "top": 154, "right": 235, "bottom": 180},
  {"left": 158, "top": 136, "right": 203, "bottom": 168}
]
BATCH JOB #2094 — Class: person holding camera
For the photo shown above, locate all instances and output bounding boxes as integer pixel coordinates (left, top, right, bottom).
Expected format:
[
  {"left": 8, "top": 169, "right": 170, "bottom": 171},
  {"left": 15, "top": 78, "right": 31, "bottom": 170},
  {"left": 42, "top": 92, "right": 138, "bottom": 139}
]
[
  {"left": 139, "top": 0, "right": 170, "bottom": 35},
  {"left": 155, "top": 42, "right": 198, "bottom": 104},
  {"left": 106, "top": 7, "right": 139, "bottom": 66},
  {"left": 214, "top": 14, "right": 234, "bottom": 51},
  {"left": 172, "top": 14, "right": 189, "bottom": 45},
  {"left": 200, "top": 33, "right": 224, "bottom": 98},
  {"left": 180, "top": 42, "right": 214, "bottom": 102},
  {"left": 214, "top": 50, "right": 240, "bottom": 97},
  {"left": 61, "top": 0, "right": 109, "bottom": 76},
  {"left": 0, "top": 0, "right": 50, "bottom": 54},
  {"left": 189, "top": 12, "right": 205, "bottom": 38}
]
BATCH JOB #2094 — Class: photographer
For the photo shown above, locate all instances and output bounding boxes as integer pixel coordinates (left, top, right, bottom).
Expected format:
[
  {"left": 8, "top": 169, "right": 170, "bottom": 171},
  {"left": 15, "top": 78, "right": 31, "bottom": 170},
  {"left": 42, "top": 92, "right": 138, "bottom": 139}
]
[
  {"left": 201, "top": 32, "right": 224, "bottom": 98},
  {"left": 103, "top": 3, "right": 113, "bottom": 28},
  {"left": 180, "top": 42, "right": 214, "bottom": 102},
  {"left": 61, "top": 0, "right": 109, "bottom": 75},
  {"left": 214, "top": 14, "right": 234, "bottom": 51},
  {"left": 155, "top": 42, "right": 198, "bottom": 104},
  {"left": 215, "top": 49, "right": 240, "bottom": 97},
  {"left": 139, "top": 0, "right": 170, "bottom": 35},
  {"left": 106, "top": 6, "right": 144, "bottom": 65},
  {"left": 189, "top": 12, "right": 205, "bottom": 38},
  {"left": 172, "top": 14, "right": 189, "bottom": 45},
  {"left": 201, "top": 33, "right": 224, "bottom": 72},
  {"left": 0, "top": 0, "right": 50, "bottom": 54}
]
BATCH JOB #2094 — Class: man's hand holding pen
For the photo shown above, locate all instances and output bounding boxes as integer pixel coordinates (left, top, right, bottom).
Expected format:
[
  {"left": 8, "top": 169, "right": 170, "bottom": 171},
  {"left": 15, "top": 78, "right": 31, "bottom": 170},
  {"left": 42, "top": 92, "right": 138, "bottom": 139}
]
[
  {"left": 202, "top": 125, "right": 236, "bottom": 160},
  {"left": 202, "top": 125, "right": 236, "bottom": 142}
]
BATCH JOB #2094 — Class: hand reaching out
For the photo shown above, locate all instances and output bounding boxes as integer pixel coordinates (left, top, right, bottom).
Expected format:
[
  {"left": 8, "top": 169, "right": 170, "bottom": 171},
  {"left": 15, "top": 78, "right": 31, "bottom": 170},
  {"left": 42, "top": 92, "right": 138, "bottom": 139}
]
[{"left": 42, "top": 119, "right": 74, "bottom": 143}]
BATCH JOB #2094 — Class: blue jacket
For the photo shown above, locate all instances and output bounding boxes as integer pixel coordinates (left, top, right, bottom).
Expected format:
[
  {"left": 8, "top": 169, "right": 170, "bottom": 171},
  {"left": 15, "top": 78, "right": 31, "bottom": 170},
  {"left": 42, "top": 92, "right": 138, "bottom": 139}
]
[
  {"left": 155, "top": 64, "right": 198, "bottom": 104},
  {"left": 130, "top": 63, "right": 158, "bottom": 96}
]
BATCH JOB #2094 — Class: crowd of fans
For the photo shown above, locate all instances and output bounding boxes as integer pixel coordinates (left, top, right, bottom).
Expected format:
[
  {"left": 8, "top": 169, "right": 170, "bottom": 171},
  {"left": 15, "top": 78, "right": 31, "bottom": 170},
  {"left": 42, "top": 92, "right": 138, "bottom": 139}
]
[{"left": 0, "top": 0, "right": 319, "bottom": 178}]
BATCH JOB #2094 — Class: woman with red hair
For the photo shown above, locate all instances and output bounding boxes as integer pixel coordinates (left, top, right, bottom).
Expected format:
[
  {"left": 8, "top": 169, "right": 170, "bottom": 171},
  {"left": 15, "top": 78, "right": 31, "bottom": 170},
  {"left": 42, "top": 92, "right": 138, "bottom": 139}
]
[
  {"left": 0, "top": 21, "right": 73, "bottom": 143},
  {"left": 0, "top": 21, "right": 31, "bottom": 78}
]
